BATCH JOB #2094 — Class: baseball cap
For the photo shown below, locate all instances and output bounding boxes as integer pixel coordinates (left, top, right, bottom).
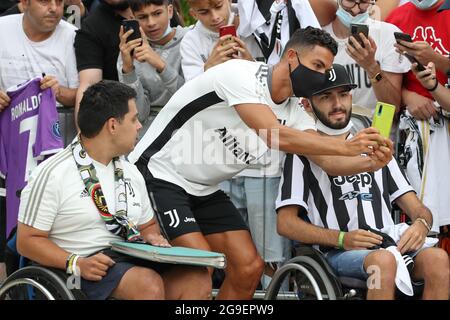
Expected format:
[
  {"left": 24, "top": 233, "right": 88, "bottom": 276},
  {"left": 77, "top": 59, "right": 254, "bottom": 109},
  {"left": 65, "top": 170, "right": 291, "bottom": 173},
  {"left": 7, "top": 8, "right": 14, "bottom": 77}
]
[{"left": 311, "top": 64, "right": 357, "bottom": 96}]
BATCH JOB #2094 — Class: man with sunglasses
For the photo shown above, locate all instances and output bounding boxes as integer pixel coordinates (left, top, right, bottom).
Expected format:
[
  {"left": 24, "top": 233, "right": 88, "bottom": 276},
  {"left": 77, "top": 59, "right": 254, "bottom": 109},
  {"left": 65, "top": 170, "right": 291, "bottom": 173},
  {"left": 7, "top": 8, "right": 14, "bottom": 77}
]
[{"left": 322, "top": 0, "right": 410, "bottom": 115}]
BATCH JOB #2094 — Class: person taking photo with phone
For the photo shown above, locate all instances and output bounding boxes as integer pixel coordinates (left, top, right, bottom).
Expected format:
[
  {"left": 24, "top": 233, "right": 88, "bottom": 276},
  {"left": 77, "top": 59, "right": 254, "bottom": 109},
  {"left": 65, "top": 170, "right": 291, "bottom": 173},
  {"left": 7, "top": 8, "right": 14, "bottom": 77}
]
[
  {"left": 386, "top": 0, "right": 450, "bottom": 239},
  {"left": 276, "top": 64, "right": 449, "bottom": 300},
  {"left": 321, "top": 0, "right": 410, "bottom": 115},
  {"left": 117, "top": 0, "right": 188, "bottom": 138},
  {"left": 180, "top": 0, "right": 254, "bottom": 81}
]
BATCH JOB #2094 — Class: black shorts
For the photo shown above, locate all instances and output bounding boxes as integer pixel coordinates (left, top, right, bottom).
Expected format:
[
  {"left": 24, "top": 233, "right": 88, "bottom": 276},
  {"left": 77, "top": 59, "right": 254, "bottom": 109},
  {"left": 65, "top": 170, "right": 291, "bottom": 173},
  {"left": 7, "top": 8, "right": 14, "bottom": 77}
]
[
  {"left": 137, "top": 165, "right": 249, "bottom": 241},
  {"left": 80, "top": 249, "right": 172, "bottom": 300}
]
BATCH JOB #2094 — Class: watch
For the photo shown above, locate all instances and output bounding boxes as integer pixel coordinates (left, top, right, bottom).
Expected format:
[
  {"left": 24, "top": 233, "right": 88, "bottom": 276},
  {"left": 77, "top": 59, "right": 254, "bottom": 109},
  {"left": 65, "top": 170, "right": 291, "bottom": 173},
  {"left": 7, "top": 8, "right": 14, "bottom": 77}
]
[{"left": 370, "top": 72, "right": 383, "bottom": 84}]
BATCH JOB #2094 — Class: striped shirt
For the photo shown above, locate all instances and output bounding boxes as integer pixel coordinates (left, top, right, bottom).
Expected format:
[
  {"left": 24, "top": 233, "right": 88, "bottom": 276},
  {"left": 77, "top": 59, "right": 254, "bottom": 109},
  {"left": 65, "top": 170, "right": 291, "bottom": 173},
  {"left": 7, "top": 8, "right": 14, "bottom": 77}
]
[
  {"left": 128, "top": 59, "right": 315, "bottom": 196},
  {"left": 276, "top": 135, "right": 415, "bottom": 232}
]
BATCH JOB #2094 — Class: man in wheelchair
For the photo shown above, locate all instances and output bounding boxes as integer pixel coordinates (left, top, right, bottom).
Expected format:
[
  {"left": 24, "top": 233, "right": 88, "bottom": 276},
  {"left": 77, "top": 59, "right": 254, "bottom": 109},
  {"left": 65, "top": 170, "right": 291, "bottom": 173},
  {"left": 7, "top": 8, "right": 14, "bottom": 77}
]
[
  {"left": 13, "top": 81, "right": 211, "bottom": 300},
  {"left": 276, "top": 64, "right": 449, "bottom": 300}
]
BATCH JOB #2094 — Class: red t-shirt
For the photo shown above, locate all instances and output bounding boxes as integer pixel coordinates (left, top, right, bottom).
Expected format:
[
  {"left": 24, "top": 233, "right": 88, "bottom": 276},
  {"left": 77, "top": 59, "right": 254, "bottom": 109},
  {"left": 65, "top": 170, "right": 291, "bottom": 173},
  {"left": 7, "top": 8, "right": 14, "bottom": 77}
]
[{"left": 386, "top": 2, "right": 450, "bottom": 99}]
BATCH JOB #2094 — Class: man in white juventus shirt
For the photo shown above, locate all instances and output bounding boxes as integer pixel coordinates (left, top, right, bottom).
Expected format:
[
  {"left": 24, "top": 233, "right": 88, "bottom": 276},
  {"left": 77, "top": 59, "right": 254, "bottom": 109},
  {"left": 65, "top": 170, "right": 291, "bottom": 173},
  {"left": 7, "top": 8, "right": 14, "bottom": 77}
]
[
  {"left": 129, "top": 27, "right": 392, "bottom": 300},
  {"left": 276, "top": 64, "right": 449, "bottom": 300}
]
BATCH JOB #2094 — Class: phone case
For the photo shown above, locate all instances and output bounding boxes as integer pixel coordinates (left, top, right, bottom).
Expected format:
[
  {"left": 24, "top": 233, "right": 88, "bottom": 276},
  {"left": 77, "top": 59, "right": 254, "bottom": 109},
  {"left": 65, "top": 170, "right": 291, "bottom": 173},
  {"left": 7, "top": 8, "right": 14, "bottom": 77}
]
[
  {"left": 219, "top": 25, "right": 236, "bottom": 37},
  {"left": 350, "top": 23, "right": 369, "bottom": 47},
  {"left": 394, "top": 32, "right": 412, "bottom": 43},
  {"left": 372, "top": 102, "right": 396, "bottom": 139},
  {"left": 122, "top": 20, "right": 141, "bottom": 42}
]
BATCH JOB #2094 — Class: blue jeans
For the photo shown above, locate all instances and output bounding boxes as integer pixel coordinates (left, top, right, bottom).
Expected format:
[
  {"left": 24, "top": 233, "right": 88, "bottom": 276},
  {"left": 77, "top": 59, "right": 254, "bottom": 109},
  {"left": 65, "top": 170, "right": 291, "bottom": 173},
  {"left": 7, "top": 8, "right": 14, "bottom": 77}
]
[{"left": 323, "top": 249, "right": 373, "bottom": 280}]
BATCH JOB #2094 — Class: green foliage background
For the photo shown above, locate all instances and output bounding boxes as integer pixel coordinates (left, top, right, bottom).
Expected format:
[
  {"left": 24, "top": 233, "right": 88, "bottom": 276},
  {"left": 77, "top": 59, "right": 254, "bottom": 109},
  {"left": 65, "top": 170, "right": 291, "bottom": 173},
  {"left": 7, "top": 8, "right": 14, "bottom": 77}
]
[{"left": 179, "top": 0, "right": 196, "bottom": 26}]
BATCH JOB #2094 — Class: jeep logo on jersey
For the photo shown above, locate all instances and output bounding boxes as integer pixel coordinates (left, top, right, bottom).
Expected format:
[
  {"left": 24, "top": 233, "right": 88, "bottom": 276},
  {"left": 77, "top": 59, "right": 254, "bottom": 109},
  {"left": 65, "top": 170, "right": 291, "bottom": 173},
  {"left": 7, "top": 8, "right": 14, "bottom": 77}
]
[
  {"left": 164, "top": 209, "right": 180, "bottom": 228},
  {"left": 333, "top": 173, "right": 372, "bottom": 188},
  {"left": 215, "top": 127, "right": 257, "bottom": 164}
]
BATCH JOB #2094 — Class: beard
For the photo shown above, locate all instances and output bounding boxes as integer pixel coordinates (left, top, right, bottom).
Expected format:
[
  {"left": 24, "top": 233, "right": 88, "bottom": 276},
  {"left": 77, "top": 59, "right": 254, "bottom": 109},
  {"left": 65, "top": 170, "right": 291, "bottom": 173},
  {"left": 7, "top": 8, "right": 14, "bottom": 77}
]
[
  {"left": 311, "top": 102, "right": 352, "bottom": 130},
  {"left": 103, "top": 0, "right": 129, "bottom": 11}
]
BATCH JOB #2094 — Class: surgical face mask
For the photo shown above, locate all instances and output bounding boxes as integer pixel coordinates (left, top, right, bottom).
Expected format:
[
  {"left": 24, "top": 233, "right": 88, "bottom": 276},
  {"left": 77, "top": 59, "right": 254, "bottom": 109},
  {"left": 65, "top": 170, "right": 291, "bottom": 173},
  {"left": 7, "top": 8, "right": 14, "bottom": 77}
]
[
  {"left": 410, "top": 0, "right": 439, "bottom": 9},
  {"left": 289, "top": 54, "right": 327, "bottom": 98},
  {"left": 336, "top": 6, "right": 370, "bottom": 28},
  {"left": 148, "top": 22, "right": 173, "bottom": 42}
]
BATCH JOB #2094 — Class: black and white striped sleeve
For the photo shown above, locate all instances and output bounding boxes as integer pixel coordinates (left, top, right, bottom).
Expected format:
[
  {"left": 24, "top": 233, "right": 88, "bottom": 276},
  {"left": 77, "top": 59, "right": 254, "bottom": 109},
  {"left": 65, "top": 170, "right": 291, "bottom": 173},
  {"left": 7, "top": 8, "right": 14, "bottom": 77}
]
[
  {"left": 385, "top": 158, "right": 415, "bottom": 203},
  {"left": 276, "top": 153, "right": 310, "bottom": 211}
]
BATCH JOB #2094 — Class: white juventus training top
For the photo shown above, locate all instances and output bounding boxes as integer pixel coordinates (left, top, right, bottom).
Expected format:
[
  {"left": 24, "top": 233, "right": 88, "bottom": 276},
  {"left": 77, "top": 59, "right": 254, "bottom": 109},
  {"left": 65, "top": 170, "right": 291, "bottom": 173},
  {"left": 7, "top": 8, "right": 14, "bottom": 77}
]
[
  {"left": 128, "top": 59, "right": 315, "bottom": 196},
  {"left": 276, "top": 134, "right": 415, "bottom": 232}
]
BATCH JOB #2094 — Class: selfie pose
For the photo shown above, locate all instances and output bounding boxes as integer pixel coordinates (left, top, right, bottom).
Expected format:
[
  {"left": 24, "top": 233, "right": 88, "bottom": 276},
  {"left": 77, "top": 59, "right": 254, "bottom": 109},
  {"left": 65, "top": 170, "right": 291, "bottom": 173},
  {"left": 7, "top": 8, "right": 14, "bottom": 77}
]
[
  {"left": 276, "top": 64, "right": 449, "bottom": 300},
  {"left": 129, "top": 27, "right": 392, "bottom": 300}
]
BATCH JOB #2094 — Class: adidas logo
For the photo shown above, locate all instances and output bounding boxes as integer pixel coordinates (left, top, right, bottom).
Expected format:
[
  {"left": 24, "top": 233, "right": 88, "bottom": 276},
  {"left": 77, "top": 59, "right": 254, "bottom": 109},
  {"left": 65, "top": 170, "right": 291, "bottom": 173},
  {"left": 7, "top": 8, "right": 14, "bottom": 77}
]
[{"left": 80, "top": 189, "right": 89, "bottom": 198}]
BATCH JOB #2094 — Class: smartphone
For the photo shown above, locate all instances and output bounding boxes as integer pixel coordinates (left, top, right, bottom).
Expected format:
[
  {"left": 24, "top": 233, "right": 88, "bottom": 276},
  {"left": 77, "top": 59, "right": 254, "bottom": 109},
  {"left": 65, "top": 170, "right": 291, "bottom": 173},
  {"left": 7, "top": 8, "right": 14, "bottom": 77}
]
[
  {"left": 122, "top": 19, "right": 141, "bottom": 42},
  {"left": 402, "top": 52, "right": 426, "bottom": 71},
  {"left": 372, "top": 102, "right": 396, "bottom": 139},
  {"left": 219, "top": 25, "right": 237, "bottom": 38},
  {"left": 350, "top": 23, "right": 369, "bottom": 48},
  {"left": 393, "top": 32, "right": 412, "bottom": 44}
]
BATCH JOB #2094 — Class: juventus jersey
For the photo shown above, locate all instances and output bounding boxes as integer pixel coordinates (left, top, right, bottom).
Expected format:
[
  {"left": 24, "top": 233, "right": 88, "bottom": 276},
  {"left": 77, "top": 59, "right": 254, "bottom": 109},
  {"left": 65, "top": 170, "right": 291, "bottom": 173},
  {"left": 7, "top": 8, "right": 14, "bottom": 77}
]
[
  {"left": 129, "top": 59, "right": 315, "bottom": 196},
  {"left": 276, "top": 134, "right": 415, "bottom": 232}
]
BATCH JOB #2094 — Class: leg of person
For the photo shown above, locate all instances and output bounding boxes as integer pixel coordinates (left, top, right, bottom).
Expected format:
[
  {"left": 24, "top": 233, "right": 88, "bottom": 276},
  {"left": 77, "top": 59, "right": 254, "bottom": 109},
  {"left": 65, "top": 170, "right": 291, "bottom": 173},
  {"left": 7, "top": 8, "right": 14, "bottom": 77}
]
[
  {"left": 162, "top": 265, "right": 212, "bottom": 300},
  {"left": 205, "top": 230, "right": 264, "bottom": 299},
  {"left": 363, "top": 250, "right": 397, "bottom": 300},
  {"left": 244, "top": 176, "right": 290, "bottom": 289},
  {"left": 411, "top": 247, "right": 449, "bottom": 300},
  {"left": 111, "top": 266, "right": 165, "bottom": 300},
  {"left": 325, "top": 249, "right": 396, "bottom": 300},
  {"left": 190, "top": 189, "right": 264, "bottom": 299}
]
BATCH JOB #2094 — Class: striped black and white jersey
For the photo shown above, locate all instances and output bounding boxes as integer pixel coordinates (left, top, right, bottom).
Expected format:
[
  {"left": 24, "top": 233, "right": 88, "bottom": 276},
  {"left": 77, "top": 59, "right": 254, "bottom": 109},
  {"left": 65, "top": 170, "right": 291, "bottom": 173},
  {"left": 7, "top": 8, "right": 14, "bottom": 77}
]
[
  {"left": 276, "top": 134, "right": 415, "bottom": 231},
  {"left": 129, "top": 59, "right": 315, "bottom": 196}
]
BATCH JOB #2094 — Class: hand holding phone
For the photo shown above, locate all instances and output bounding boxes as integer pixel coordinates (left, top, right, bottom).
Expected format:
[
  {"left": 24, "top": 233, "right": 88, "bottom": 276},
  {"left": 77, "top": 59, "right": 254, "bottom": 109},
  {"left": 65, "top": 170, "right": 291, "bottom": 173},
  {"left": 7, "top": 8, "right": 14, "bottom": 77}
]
[
  {"left": 393, "top": 32, "right": 412, "bottom": 44},
  {"left": 372, "top": 102, "right": 396, "bottom": 139},
  {"left": 403, "top": 52, "right": 426, "bottom": 71},
  {"left": 350, "top": 23, "right": 369, "bottom": 48},
  {"left": 219, "top": 25, "right": 237, "bottom": 38}
]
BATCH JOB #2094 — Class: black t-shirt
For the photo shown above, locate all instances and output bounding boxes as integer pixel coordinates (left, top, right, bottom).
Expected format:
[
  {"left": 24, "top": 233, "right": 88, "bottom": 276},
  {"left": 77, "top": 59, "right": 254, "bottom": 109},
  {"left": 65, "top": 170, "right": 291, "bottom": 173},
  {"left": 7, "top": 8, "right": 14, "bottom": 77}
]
[
  {"left": 74, "top": 2, "right": 124, "bottom": 81},
  {"left": 0, "top": 3, "right": 20, "bottom": 16},
  {"left": 0, "top": 0, "right": 16, "bottom": 15}
]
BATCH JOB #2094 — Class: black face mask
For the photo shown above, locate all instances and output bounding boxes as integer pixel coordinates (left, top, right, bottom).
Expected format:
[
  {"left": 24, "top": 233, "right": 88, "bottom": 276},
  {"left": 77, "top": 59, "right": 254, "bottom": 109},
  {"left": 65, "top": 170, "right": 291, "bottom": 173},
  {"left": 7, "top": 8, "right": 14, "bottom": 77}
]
[{"left": 289, "top": 53, "right": 327, "bottom": 98}]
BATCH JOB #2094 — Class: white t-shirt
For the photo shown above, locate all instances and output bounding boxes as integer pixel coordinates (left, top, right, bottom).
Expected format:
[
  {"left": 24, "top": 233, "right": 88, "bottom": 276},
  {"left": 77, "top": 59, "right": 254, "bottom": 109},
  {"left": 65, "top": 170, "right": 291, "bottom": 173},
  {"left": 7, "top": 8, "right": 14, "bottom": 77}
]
[
  {"left": 323, "top": 18, "right": 411, "bottom": 112},
  {"left": 18, "top": 148, "right": 154, "bottom": 256},
  {"left": 128, "top": 59, "right": 315, "bottom": 196},
  {"left": 0, "top": 14, "right": 79, "bottom": 99}
]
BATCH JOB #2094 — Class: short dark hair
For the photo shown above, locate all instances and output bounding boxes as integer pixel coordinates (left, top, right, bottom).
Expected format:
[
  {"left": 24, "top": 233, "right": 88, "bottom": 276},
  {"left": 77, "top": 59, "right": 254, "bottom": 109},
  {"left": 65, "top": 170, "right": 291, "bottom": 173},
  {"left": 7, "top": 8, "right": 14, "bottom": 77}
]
[
  {"left": 283, "top": 26, "right": 338, "bottom": 57},
  {"left": 128, "top": 0, "right": 169, "bottom": 12},
  {"left": 78, "top": 80, "right": 136, "bottom": 138}
]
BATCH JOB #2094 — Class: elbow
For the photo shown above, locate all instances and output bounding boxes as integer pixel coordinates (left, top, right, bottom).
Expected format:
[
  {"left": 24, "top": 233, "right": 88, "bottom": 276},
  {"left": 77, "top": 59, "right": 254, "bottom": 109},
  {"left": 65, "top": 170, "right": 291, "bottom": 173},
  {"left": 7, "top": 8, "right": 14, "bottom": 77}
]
[{"left": 277, "top": 211, "right": 293, "bottom": 238}]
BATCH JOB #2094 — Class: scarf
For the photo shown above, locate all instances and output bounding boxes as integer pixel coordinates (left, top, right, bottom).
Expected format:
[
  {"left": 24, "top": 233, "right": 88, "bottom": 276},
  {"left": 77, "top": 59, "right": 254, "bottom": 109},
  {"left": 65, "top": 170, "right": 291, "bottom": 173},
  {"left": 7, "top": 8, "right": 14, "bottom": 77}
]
[{"left": 71, "top": 135, "right": 142, "bottom": 242}]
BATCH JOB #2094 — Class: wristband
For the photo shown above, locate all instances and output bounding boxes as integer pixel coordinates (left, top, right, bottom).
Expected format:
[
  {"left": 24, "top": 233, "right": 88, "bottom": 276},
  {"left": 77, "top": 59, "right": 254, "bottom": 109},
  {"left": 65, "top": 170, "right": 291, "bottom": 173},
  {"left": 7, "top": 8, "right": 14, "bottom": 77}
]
[
  {"left": 338, "top": 231, "right": 346, "bottom": 249},
  {"left": 427, "top": 80, "right": 439, "bottom": 92},
  {"left": 66, "top": 253, "right": 78, "bottom": 275},
  {"left": 72, "top": 255, "right": 80, "bottom": 277}
]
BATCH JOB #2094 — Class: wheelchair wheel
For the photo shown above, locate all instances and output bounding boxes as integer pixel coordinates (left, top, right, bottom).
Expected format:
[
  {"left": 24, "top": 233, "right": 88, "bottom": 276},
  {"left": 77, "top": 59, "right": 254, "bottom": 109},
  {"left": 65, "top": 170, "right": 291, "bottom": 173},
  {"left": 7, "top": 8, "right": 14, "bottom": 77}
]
[
  {"left": 0, "top": 266, "right": 79, "bottom": 300},
  {"left": 264, "top": 256, "right": 343, "bottom": 300}
]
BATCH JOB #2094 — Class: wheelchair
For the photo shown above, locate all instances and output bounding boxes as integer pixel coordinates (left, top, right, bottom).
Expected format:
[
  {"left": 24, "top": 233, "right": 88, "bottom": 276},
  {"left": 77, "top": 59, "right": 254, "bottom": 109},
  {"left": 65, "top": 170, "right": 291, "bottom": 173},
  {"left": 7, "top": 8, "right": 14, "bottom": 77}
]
[
  {"left": 264, "top": 244, "right": 424, "bottom": 300},
  {"left": 264, "top": 244, "right": 368, "bottom": 300},
  {"left": 0, "top": 230, "right": 86, "bottom": 300}
]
